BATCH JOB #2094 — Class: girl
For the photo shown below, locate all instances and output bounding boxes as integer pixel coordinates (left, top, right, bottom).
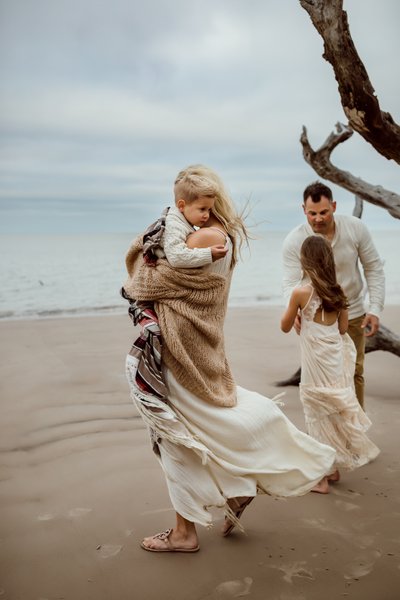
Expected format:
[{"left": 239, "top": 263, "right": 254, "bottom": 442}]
[{"left": 281, "top": 235, "right": 379, "bottom": 493}]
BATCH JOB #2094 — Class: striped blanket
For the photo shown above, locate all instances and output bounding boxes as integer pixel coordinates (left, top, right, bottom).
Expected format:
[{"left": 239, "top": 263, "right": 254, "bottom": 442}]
[
  {"left": 121, "top": 287, "right": 167, "bottom": 401},
  {"left": 142, "top": 206, "right": 169, "bottom": 266}
]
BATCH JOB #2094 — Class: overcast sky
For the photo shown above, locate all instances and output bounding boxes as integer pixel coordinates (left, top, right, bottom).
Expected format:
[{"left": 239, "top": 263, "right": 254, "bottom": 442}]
[{"left": 0, "top": 0, "right": 399, "bottom": 234}]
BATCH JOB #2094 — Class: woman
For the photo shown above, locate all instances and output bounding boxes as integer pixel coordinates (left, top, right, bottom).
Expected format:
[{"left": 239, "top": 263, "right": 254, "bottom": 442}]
[{"left": 123, "top": 165, "right": 336, "bottom": 552}]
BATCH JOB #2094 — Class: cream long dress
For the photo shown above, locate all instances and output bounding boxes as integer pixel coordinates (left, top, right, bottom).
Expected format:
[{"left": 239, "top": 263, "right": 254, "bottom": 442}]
[
  {"left": 126, "top": 241, "right": 336, "bottom": 528},
  {"left": 299, "top": 285, "right": 380, "bottom": 471}
]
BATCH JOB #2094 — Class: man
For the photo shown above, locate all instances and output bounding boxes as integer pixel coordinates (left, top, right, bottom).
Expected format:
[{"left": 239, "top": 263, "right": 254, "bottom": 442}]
[{"left": 282, "top": 181, "right": 385, "bottom": 408}]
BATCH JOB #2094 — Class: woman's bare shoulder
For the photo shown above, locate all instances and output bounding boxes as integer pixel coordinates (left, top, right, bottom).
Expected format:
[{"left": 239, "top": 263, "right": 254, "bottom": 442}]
[{"left": 187, "top": 228, "right": 225, "bottom": 248}]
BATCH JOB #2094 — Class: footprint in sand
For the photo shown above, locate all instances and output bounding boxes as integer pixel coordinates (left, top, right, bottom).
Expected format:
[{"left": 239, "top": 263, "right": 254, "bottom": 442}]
[
  {"left": 67, "top": 507, "right": 93, "bottom": 518},
  {"left": 344, "top": 549, "right": 382, "bottom": 579},
  {"left": 271, "top": 561, "right": 314, "bottom": 584},
  {"left": 330, "top": 487, "right": 362, "bottom": 498},
  {"left": 334, "top": 499, "right": 360, "bottom": 511},
  {"left": 96, "top": 544, "right": 123, "bottom": 559},
  {"left": 301, "top": 517, "right": 349, "bottom": 537},
  {"left": 37, "top": 513, "right": 56, "bottom": 521},
  {"left": 209, "top": 577, "right": 253, "bottom": 598}
]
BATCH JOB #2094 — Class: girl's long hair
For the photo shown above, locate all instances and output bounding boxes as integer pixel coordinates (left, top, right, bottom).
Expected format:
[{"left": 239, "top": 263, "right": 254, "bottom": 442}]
[
  {"left": 300, "top": 236, "right": 349, "bottom": 312},
  {"left": 174, "top": 164, "right": 249, "bottom": 265}
]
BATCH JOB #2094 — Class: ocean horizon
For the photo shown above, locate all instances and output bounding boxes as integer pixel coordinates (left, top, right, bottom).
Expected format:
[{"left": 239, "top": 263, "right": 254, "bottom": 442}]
[{"left": 0, "top": 230, "right": 398, "bottom": 321}]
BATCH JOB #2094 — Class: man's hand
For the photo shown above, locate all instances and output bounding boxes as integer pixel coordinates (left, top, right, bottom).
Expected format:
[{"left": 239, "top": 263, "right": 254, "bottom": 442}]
[
  {"left": 361, "top": 313, "right": 380, "bottom": 337},
  {"left": 211, "top": 244, "right": 228, "bottom": 262},
  {"left": 294, "top": 312, "right": 302, "bottom": 335}
]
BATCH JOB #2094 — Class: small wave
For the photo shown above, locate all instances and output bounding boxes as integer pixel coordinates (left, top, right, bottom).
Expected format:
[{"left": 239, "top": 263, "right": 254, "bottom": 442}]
[
  {"left": 229, "top": 294, "right": 284, "bottom": 307},
  {"left": 0, "top": 311, "right": 15, "bottom": 319},
  {"left": 0, "top": 304, "right": 126, "bottom": 321}
]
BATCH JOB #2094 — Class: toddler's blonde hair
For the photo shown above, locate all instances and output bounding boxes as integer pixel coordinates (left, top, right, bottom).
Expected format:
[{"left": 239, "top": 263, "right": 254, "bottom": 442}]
[{"left": 174, "top": 164, "right": 249, "bottom": 265}]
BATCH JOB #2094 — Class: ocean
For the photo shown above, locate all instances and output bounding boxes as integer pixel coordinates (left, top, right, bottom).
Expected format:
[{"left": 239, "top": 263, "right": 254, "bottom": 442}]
[{"left": 0, "top": 231, "right": 398, "bottom": 320}]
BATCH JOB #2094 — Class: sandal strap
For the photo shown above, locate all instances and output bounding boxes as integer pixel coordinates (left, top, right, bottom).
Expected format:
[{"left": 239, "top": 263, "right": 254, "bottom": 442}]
[{"left": 152, "top": 528, "right": 172, "bottom": 541}]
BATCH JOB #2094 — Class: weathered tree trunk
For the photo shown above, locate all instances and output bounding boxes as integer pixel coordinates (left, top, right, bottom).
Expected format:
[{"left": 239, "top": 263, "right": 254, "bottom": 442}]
[
  {"left": 300, "top": 123, "right": 400, "bottom": 219},
  {"left": 299, "top": 0, "right": 400, "bottom": 164},
  {"left": 364, "top": 324, "right": 400, "bottom": 356}
]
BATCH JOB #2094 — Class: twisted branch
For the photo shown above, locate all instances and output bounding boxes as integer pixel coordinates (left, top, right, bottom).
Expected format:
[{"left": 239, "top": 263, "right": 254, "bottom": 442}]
[{"left": 301, "top": 123, "right": 400, "bottom": 219}]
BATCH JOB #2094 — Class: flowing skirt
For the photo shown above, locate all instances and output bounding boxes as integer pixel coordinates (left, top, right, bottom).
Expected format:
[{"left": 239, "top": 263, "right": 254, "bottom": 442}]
[
  {"left": 300, "top": 326, "right": 380, "bottom": 470},
  {"left": 126, "top": 354, "right": 336, "bottom": 528}
]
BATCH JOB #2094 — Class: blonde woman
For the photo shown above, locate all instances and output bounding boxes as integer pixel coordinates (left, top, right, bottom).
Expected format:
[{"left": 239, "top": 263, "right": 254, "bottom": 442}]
[{"left": 123, "top": 165, "right": 336, "bottom": 552}]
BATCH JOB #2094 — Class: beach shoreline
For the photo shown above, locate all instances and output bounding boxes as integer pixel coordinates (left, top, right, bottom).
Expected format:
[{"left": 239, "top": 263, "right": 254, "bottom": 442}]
[{"left": 0, "top": 306, "right": 399, "bottom": 599}]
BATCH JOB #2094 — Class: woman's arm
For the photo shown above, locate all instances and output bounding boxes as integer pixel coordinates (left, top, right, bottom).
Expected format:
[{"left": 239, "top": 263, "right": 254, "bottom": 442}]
[
  {"left": 187, "top": 228, "right": 227, "bottom": 254},
  {"left": 163, "top": 212, "right": 212, "bottom": 268},
  {"left": 280, "top": 288, "right": 303, "bottom": 333},
  {"left": 338, "top": 308, "right": 349, "bottom": 335}
]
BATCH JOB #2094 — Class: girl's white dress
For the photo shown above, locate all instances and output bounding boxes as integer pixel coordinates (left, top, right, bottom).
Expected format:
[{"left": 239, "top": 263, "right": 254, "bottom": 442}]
[
  {"left": 299, "top": 285, "right": 379, "bottom": 471},
  {"left": 126, "top": 242, "right": 336, "bottom": 528}
]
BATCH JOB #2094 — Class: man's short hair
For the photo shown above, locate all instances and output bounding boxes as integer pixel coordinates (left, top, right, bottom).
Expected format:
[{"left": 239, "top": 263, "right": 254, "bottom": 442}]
[{"left": 303, "top": 181, "right": 333, "bottom": 203}]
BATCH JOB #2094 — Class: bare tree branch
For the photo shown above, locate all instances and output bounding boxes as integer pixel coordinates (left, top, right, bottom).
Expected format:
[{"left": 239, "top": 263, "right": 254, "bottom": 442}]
[
  {"left": 300, "top": 123, "right": 400, "bottom": 219},
  {"left": 299, "top": 0, "right": 400, "bottom": 164}
]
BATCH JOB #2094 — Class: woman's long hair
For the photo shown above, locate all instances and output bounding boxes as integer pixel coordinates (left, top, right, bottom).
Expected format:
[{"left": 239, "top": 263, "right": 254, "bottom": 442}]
[
  {"left": 174, "top": 164, "right": 249, "bottom": 265},
  {"left": 300, "top": 236, "right": 349, "bottom": 312}
]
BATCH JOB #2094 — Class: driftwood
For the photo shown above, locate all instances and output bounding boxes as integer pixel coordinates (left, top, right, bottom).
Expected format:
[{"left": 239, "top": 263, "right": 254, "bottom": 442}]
[
  {"left": 300, "top": 123, "right": 400, "bottom": 219},
  {"left": 299, "top": 0, "right": 400, "bottom": 164}
]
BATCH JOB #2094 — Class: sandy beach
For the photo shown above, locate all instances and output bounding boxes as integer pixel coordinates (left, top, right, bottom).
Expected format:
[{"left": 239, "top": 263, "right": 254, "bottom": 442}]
[{"left": 0, "top": 306, "right": 399, "bottom": 600}]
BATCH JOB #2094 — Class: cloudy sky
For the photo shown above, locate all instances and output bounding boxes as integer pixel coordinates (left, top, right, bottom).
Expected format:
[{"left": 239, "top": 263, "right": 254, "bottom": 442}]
[{"left": 0, "top": 0, "right": 399, "bottom": 234}]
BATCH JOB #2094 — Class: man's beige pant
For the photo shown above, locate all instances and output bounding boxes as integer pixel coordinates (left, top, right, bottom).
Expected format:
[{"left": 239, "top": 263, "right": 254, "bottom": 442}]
[{"left": 347, "top": 314, "right": 366, "bottom": 409}]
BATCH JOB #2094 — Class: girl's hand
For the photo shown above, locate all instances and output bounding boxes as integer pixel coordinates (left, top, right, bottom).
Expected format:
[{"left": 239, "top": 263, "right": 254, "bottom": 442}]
[{"left": 294, "top": 312, "right": 302, "bottom": 335}]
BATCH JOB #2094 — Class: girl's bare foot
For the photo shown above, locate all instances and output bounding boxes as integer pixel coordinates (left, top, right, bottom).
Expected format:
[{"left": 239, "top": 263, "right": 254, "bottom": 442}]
[
  {"left": 328, "top": 469, "right": 340, "bottom": 483},
  {"left": 311, "top": 476, "right": 330, "bottom": 494}
]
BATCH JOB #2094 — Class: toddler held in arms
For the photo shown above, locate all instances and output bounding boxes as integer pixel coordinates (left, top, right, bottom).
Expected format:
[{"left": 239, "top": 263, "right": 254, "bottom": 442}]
[
  {"left": 143, "top": 167, "right": 228, "bottom": 269},
  {"left": 280, "top": 235, "right": 379, "bottom": 493}
]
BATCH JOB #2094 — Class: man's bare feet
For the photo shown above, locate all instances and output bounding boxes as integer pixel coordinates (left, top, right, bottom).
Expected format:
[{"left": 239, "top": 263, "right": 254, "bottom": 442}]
[
  {"left": 328, "top": 469, "right": 340, "bottom": 483},
  {"left": 141, "top": 528, "right": 199, "bottom": 553},
  {"left": 311, "top": 476, "right": 330, "bottom": 494}
]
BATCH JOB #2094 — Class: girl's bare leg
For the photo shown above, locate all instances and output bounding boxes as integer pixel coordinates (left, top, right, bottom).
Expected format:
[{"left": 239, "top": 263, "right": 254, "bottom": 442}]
[
  {"left": 141, "top": 512, "right": 199, "bottom": 551},
  {"left": 328, "top": 469, "right": 340, "bottom": 482},
  {"left": 311, "top": 476, "right": 330, "bottom": 494}
]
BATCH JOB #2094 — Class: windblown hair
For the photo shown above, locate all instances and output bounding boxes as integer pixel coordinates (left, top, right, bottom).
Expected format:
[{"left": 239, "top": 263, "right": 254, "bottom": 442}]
[
  {"left": 303, "top": 181, "right": 333, "bottom": 203},
  {"left": 300, "top": 236, "right": 349, "bottom": 312},
  {"left": 174, "top": 164, "right": 249, "bottom": 265}
]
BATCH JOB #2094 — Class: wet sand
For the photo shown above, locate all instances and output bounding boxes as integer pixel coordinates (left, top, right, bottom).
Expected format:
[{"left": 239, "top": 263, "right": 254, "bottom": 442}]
[{"left": 0, "top": 306, "right": 399, "bottom": 600}]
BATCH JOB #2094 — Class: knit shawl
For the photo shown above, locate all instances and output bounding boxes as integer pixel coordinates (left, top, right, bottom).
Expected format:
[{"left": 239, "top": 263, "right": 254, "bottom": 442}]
[{"left": 124, "top": 235, "right": 237, "bottom": 407}]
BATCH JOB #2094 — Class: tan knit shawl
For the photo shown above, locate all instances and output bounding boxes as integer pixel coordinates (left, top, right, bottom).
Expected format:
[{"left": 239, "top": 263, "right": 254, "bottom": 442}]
[{"left": 124, "top": 235, "right": 237, "bottom": 407}]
